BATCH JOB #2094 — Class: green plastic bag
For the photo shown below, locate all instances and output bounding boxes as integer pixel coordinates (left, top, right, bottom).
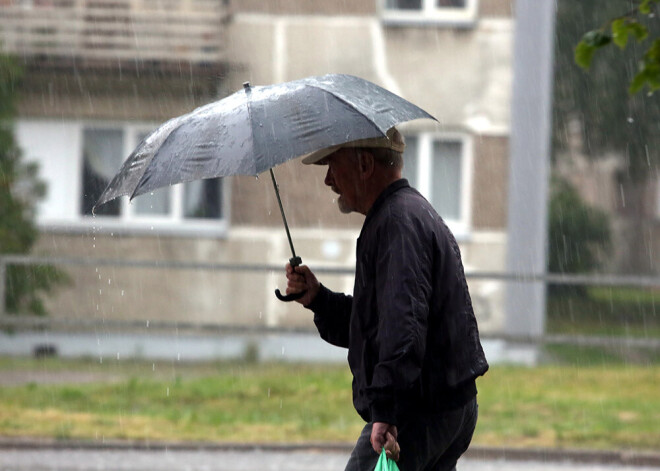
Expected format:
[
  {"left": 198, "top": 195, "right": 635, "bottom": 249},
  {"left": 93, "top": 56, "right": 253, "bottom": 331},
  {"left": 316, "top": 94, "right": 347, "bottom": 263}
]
[{"left": 375, "top": 448, "right": 400, "bottom": 471}]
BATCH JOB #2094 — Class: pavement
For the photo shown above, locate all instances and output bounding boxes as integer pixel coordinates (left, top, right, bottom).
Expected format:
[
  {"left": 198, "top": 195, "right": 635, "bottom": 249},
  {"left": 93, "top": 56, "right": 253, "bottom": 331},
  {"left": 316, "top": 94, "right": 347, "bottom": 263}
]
[{"left": 1, "top": 439, "right": 659, "bottom": 471}]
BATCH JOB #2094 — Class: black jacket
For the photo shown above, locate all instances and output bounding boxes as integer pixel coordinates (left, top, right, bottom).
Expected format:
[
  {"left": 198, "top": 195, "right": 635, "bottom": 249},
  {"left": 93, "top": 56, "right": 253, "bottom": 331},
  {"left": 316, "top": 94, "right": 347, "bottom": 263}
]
[{"left": 308, "top": 179, "right": 488, "bottom": 426}]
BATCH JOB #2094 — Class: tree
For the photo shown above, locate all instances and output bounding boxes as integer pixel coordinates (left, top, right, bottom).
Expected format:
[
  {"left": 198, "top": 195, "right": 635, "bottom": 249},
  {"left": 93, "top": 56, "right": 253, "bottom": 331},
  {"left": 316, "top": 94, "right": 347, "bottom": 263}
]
[
  {"left": 0, "top": 52, "right": 67, "bottom": 315},
  {"left": 554, "top": 0, "right": 660, "bottom": 273},
  {"left": 575, "top": 0, "right": 660, "bottom": 95}
]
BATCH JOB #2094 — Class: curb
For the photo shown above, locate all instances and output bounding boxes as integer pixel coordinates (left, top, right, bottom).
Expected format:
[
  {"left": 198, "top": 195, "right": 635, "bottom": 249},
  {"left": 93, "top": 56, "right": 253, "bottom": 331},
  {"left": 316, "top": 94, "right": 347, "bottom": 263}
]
[{"left": 1, "top": 438, "right": 659, "bottom": 467}]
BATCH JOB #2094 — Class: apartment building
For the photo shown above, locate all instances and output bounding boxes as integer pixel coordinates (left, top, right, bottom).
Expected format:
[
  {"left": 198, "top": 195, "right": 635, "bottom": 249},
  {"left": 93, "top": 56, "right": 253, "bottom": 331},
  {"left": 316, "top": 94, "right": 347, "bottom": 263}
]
[{"left": 1, "top": 0, "right": 513, "bottom": 333}]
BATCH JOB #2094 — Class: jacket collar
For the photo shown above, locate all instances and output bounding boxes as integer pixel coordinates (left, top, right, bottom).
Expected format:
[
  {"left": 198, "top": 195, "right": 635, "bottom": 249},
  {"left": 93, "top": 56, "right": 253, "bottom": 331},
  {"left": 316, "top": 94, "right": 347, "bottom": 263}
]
[{"left": 362, "top": 178, "right": 410, "bottom": 228}]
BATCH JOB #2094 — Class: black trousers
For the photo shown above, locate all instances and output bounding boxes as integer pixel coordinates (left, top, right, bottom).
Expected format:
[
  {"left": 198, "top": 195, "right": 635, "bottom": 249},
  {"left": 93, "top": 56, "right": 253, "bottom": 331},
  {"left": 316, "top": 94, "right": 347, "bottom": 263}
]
[{"left": 344, "top": 397, "right": 478, "bottom": 471}]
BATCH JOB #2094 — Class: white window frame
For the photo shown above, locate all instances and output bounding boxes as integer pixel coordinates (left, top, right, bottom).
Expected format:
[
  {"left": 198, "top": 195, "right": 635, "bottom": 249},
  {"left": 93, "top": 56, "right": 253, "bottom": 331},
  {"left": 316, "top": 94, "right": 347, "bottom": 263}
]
[
  {"left": 404, "top": 132, "right": 473, "bottom": 237},
  {"left": 77, "top": 121, "right": 229, "bottom": 237},
  {"left": 380, "top": 0, "right": 478, "bottom": 27}
]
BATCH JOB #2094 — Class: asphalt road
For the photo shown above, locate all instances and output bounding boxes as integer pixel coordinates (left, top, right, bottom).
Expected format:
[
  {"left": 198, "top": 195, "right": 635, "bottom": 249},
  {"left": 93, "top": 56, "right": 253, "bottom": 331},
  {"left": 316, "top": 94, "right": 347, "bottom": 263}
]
[{"left": 2, "top": 447, "right": 659, "bottom": 471}]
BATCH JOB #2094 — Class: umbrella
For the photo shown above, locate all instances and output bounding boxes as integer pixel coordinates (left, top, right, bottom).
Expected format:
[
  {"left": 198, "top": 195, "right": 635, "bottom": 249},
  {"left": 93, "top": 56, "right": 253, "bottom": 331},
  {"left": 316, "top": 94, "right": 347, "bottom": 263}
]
[{"left": 94, "top": 73, "right": 436, "bottom": 301}]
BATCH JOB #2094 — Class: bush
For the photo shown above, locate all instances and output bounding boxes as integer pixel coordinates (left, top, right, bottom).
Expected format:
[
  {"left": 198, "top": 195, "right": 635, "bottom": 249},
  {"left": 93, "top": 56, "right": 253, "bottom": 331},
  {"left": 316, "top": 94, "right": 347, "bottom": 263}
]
[{"left": 548, "top": 176, "right": 611, "bottom": 275}]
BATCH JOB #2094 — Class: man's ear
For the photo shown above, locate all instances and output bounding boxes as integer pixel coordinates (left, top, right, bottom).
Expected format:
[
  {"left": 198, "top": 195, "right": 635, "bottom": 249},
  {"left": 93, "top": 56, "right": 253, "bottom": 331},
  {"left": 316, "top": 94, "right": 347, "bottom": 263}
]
[{"left": 357, "top": 150, "right": 375, "bottom": 180}]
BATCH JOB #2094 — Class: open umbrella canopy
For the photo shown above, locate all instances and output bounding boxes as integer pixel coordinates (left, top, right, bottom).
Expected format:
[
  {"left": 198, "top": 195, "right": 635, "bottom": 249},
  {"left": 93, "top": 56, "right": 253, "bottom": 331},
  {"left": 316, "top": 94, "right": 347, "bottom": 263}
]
[{"left": 94, "top": 73, "right": 435, "bottom": 208}]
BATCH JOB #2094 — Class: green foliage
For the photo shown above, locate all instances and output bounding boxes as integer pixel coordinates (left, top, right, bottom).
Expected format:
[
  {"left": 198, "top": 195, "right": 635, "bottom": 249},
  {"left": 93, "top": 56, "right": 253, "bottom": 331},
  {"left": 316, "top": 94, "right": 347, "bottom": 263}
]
[
  {"left": 574, "top": 0, "right": 660, "bottom": 94},
  {"left": 555, "top": 0, "right": 660, "bottom": 182},
  {"left": 548, "top": 177, "right": 611, "bottom": 275},
  {"left": 0, "top": 52, "right": 68, "bottom": 315}
]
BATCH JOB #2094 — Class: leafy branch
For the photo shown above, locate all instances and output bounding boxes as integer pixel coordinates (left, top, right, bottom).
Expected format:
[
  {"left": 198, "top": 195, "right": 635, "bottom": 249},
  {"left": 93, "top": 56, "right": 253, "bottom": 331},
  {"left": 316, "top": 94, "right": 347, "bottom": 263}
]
[{"left": 575, "top": 0, "right": 660, "bottom": 94}]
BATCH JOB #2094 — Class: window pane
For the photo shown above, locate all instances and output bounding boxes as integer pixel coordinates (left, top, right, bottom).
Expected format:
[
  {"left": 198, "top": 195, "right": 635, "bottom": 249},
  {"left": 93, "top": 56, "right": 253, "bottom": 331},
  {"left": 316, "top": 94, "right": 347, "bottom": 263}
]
[
  {"left": 386, "top": 0, "right": 422, "bottom": 10},
  {"left": 184, "top": 178, "right": 223, "bottom": 219},
  {"left": 133, "top": 188, "right": 171, "bottom": 215},
  {"left": 430, "top": 141, "right": 462, "bottom": 220},
  {"left": 81, "top": 129, "right": 123, "bottom": 216},
  {"left": 133, "top": 132, "right": 171, "bottom": 216},
  {"left": 402, "top": 135, "right": 419, "bottom": 190},
  {"left": 437, "top": 0, "right": 466, "bottom": 7}
]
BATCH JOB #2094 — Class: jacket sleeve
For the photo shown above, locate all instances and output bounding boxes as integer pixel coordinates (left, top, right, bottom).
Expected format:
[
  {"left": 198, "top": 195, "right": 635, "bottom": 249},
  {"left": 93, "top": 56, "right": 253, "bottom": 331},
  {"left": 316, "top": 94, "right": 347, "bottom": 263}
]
[
  {"left": 367, "top": 213, "right": 433, "bottom": 425},
  {"left": 306, "top": 284, "right": 353, "bottom": 348}
]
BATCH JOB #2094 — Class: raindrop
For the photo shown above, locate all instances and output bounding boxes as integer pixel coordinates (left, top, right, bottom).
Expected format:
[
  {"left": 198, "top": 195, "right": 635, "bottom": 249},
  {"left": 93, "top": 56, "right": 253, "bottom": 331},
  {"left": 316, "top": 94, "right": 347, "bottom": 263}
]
[
  {"left": 627, "top": 117, "right": 634, "bottom": 123},
  {"left": 177, "top": 353, "right": 181, "bottom": 361},
  {"left": 267, "top": 388, "right": 271, "bottom": 398},
  {"left": 99, "top": 356, "right": 103, "bottom": 364},
  {"left": 108, "top": 279, "right": 111, "bottom": 285},
  {"left": 166, "top": 387, "right": 170, "bottom": 397},
  {"left": 121, "top": 290, "right": 125, "bottom": 296},
  {"left": 146, "top": 320, "right": 150, "bottom": 327},
  {"left": 152, "top": 363, "right": 156, "bottom": 371},
  {"left": 116, "top": 352, "right": 120, "bottom": 360}
]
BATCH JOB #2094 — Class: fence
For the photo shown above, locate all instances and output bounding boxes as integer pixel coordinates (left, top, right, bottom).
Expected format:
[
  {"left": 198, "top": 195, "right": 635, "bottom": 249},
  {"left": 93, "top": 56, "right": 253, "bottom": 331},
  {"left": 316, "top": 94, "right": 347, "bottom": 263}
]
[{"left": 1, "top": 254, "right": 660, "bottom": 352}]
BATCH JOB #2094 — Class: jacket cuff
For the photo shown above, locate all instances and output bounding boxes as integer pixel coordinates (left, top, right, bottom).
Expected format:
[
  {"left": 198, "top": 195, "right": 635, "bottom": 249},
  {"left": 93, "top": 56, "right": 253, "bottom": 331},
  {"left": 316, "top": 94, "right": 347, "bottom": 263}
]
[
  {"left": 370, "top": 399, "right": 398, "bottom": 426},
  {"left": 304, "top": 283, "right": 331, "bottom": 311}
]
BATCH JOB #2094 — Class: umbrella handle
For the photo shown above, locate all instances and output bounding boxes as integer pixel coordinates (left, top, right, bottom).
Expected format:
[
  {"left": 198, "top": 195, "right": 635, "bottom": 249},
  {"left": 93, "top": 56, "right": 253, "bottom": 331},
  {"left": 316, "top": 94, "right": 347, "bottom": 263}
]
[{"left": 275, "top": 256, "right": 307, "bottom": 302}]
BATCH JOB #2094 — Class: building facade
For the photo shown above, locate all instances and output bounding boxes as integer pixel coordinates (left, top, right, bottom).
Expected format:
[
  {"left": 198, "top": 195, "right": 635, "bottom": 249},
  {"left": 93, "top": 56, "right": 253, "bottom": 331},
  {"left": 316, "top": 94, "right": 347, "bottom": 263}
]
[{"left": 2, "top": 0, "right": 513, "bottom": 333}]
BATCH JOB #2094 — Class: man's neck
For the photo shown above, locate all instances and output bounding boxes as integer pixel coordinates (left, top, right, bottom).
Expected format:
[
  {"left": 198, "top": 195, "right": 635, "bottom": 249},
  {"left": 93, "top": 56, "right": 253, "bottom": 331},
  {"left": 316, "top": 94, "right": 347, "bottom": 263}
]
[{"left": 358, "top": 173, "right": 402, "bottom": 215}]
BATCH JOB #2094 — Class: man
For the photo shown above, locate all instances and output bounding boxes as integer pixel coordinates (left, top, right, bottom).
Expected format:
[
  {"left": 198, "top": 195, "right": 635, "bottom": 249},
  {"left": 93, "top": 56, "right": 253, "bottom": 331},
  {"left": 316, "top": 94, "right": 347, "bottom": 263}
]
[{"left": 285, "top": 127, "right": 489, "bottom": 471}]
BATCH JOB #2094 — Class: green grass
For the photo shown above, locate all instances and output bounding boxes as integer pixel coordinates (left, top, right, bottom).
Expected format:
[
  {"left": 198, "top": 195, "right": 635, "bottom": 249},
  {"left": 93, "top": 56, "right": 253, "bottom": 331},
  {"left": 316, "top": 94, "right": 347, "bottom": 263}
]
[
  {"left": 547, "top": 286, "right": 660, "bottom": 337},
  {"left": 0, "top": 356, "right": 658, "bottom": 451}
]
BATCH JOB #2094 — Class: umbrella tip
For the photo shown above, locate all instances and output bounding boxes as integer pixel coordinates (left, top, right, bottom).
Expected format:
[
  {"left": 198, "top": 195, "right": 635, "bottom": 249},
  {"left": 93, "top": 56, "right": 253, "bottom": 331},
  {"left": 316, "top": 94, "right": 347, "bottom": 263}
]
[{"left": 243, "top": 81, "right": 251, "bottom": 92}]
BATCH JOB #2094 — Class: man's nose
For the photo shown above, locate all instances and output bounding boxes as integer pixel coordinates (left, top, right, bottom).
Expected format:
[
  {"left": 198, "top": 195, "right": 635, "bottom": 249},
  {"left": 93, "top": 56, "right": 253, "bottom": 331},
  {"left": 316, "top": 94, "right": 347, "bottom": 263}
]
[{"left": 324, "top": 167, "right": 333, "bottom": 187}]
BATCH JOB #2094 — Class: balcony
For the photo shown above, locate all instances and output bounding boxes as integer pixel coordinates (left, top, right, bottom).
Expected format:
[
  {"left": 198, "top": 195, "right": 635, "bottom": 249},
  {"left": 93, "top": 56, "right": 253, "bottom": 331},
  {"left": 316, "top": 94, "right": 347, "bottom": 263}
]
[{"left": 0, "top": 0, "right": 230, "bottom": 69}]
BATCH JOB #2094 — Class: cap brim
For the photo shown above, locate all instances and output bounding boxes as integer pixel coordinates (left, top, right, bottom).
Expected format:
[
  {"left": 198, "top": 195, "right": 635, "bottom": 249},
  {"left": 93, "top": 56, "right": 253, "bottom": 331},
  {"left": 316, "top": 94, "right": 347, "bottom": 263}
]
[
  {"left": 300, "top": 131, "right": 405, "bottom": 165},
  {"left": 300, "top": 146, "right": 342, "bottom": 165}
]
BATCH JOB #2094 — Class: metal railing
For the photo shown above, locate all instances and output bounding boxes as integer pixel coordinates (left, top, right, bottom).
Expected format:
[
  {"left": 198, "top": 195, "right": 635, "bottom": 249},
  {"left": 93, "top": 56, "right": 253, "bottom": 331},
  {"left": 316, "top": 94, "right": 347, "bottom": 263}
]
[{"left": 1, "top": 254, "right": 660, "bottom": 350}]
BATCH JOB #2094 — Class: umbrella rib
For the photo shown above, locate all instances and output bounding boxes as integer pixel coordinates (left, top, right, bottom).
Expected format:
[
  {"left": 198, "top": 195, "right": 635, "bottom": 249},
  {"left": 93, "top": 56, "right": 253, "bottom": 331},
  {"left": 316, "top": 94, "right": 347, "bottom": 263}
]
[{"left": 306, "top": 84, "right": 389, "bottom": 138}]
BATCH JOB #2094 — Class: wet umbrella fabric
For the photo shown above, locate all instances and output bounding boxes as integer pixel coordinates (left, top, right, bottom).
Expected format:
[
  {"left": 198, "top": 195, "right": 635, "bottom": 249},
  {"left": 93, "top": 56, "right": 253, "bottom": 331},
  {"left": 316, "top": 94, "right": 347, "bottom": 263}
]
[{"left": 94, "top": 73, "right": 436, "bottom": 299}]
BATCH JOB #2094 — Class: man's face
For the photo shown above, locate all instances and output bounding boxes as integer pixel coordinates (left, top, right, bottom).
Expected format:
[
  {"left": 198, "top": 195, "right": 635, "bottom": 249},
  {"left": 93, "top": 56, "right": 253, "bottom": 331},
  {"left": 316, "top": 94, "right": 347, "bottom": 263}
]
[{"left": 323, "top": 148, "right": 362, "bottom": 214}]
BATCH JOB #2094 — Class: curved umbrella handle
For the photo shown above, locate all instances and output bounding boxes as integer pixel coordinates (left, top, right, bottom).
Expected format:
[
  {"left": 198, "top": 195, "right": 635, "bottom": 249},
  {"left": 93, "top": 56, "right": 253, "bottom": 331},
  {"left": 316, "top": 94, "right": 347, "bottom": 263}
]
[
  {"left": 275, "top": 256, "right": 307, "bottom": 302},
  {"left": 274, "top": 288, "right": 306, "bottom": 302}
]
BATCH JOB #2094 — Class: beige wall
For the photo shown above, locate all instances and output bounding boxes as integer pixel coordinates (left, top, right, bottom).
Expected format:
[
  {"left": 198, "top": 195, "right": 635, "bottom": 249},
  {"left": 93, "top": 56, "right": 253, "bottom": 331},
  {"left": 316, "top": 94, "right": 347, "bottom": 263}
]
[
  {"left": 233, "top": 0, "right": 376, "bottom": 15},
  {"left": 233, "top": 0, "right": 514, "bottom": 19},
  {"left": 17, "top": 67, "right": 221, "bottom": 122},
  {"left": 472, "top": 135, "right": 508, "bottom": 230},
  {"left": 35, "top": 228, "right": 358, "bottom": 329}
]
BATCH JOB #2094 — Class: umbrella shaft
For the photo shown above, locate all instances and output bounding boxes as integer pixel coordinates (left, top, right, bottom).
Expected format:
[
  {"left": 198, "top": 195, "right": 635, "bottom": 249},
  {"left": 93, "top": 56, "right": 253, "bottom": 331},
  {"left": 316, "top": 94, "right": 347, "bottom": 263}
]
[{"left": 269, "top": 168, "right": 297, "bottom": 259}]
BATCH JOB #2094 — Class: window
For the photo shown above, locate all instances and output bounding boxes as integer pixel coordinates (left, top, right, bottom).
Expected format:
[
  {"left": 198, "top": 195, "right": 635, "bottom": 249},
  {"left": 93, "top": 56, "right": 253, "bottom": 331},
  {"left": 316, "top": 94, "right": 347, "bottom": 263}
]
[
  {"left": 80, "top": 124, "right": 226, "bottom": 234},
  {"left": 381, "top": 0, "right": 477, "bottom": 26},
  {"left": 402, "top": 133, "right": 472, "bottom": 235}
]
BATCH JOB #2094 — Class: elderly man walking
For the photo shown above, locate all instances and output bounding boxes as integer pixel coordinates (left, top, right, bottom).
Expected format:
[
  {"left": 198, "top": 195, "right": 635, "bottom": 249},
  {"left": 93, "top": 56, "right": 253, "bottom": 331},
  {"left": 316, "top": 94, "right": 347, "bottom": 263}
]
[{"left": 285, "top": 127, "right": 489, "bottom": 471}]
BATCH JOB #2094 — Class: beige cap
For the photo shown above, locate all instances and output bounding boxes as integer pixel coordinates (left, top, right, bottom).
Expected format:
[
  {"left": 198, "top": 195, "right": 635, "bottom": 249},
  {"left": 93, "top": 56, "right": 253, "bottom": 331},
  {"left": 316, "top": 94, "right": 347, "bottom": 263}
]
[{"left": 301, "top": 127, "right": 405, "bottom": 165}]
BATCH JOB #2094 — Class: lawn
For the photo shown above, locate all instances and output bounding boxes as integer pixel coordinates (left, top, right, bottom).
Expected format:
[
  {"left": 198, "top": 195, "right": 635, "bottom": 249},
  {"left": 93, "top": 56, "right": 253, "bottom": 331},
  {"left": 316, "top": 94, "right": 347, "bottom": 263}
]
[
  {"left": 547, "top": 285, "right": 660, "bottom": 337},
  {"left": 0, "top": 356, "right": 658, "bottom": 451}
]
